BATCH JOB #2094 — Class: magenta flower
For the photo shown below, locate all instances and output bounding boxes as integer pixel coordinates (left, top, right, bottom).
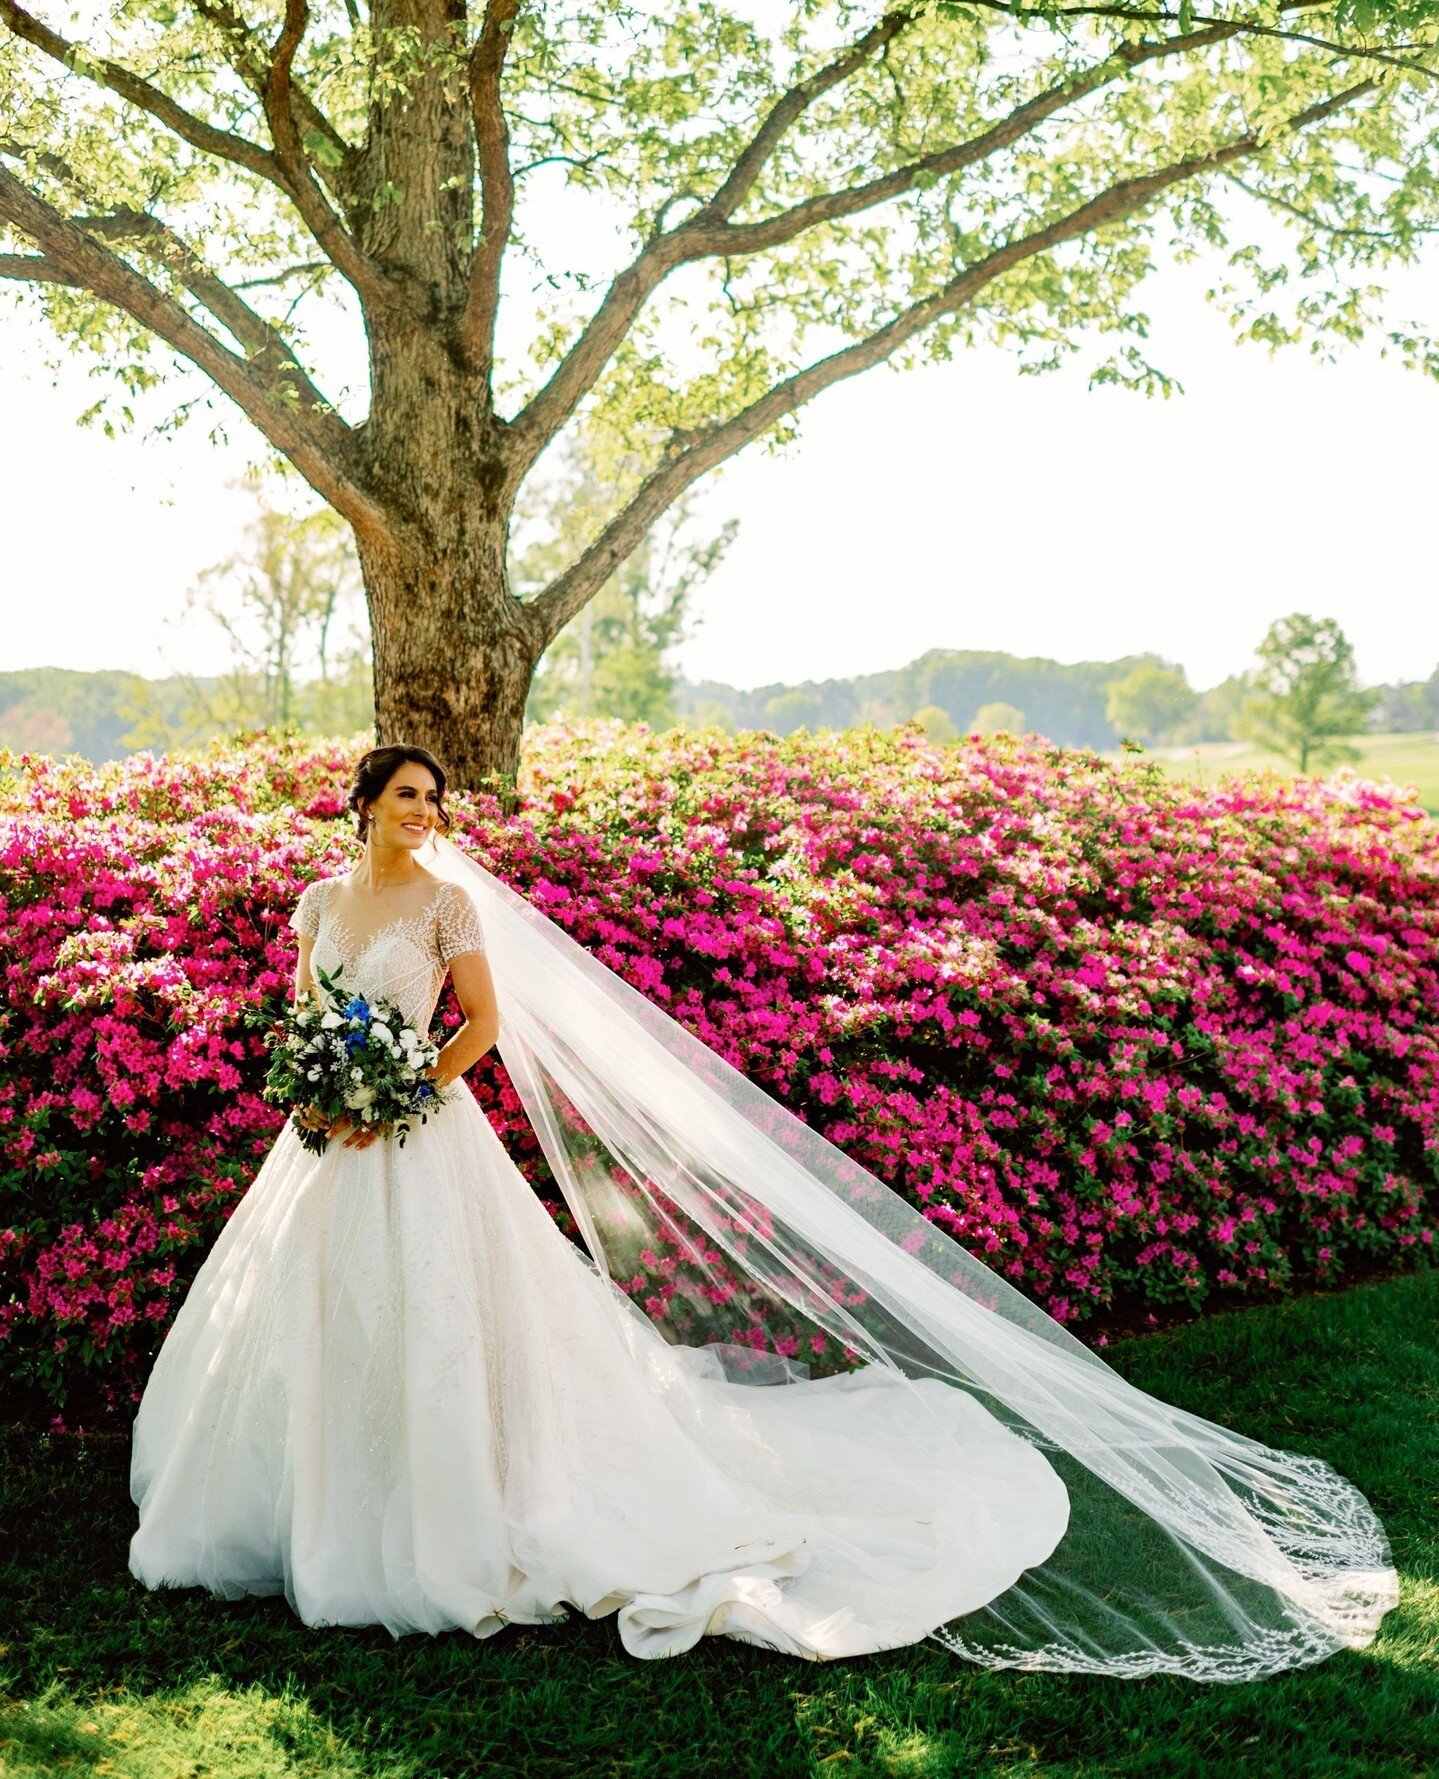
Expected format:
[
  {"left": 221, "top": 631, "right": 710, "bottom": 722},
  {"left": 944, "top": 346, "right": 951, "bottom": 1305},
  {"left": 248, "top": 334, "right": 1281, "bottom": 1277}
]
[{"left": 1, "top": 724, "right": 1436, "bottom": 1423}]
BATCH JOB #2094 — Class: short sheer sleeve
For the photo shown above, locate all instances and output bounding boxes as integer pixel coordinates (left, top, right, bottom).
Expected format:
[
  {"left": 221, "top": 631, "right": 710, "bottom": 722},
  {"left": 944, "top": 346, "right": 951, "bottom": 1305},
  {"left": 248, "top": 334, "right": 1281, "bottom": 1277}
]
[
  {"left": 436, "top": 881, "right": 486, "bottom": 962},
  {"left": 288, "top": 879, "right": 326, "bottom": 940}
]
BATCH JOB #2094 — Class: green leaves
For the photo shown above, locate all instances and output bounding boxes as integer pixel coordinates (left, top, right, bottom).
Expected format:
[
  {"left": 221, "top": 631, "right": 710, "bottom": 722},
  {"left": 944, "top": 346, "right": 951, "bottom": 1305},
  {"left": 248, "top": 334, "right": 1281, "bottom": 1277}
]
[
  {"left": 0, "top": 0, "right": 1436, "bottom": 625},
  {"left": 1238, "top": 614, "right": 1383, "bottom": 774},
  {"left": 300, "top": 130, "right": 345, "bottom": 170}
]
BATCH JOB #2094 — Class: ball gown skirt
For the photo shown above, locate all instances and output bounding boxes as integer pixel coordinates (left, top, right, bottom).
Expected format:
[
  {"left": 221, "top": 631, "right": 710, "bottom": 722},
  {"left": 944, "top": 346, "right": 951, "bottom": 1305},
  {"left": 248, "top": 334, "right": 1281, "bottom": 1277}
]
[{"left": 128, "top": 1087, "right": 1071, "bottom": 1660}]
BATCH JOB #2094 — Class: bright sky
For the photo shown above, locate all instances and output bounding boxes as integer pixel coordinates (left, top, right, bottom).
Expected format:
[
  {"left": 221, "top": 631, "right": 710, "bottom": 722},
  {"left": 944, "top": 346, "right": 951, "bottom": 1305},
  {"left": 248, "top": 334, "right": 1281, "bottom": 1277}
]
[{"left": 1, "top": 248, "right": 1435, "bottom": 696}]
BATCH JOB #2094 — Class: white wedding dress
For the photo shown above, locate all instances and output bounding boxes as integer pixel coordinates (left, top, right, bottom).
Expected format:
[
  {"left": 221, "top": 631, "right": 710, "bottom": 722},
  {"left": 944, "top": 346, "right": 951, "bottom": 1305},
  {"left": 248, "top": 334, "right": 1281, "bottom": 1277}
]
[{"left": 129, "top": 875, "right": 1071, "bottom": 1660}]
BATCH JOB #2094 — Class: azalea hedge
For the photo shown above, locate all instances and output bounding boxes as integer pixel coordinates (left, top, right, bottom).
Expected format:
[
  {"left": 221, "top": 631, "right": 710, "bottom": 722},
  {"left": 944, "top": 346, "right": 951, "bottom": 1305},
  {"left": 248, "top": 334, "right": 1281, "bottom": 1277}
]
[{"left": 1, "top": 723, "right": 1437, "bottom": 1424}]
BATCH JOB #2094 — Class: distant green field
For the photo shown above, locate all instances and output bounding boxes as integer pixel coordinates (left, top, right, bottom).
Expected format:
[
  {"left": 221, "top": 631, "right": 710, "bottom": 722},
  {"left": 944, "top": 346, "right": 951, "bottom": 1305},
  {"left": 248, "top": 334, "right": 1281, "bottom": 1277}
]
[{"left": 1108, "top": 731, "right": 1439, "bottom": 817}]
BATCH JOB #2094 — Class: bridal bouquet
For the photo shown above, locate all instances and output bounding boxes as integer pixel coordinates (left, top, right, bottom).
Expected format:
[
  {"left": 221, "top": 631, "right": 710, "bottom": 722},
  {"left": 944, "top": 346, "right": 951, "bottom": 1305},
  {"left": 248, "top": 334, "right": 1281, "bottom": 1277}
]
[{"left": 264, "top": 965, "right": 451, "bottom": 1155}]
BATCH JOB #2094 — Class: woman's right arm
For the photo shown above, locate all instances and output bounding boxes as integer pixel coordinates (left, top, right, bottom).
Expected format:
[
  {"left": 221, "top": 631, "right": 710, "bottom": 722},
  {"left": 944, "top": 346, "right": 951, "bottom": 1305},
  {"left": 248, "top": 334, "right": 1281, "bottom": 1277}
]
[
  {"left": 290, "top": 888, "right": 329, "bottom": 1137},
  {"left": 294, "top": 929, "right": 317, "bottom": 1003},
  {"left": 290, "top": 881, "right": 320, "bottom": 1003}
]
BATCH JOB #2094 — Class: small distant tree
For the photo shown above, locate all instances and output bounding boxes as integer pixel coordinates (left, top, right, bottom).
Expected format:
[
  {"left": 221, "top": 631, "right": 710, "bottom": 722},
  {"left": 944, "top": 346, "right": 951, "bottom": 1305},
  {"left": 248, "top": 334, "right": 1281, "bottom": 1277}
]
[
  {"left": 125, "top": 487, "right": 369, "bottom": 747},
  {"left": 1106, "top": 662, "right": 1197, "bottom": 745},
  {"left": 675, "top": 697, "right": 735, "bottom": 735},
  {"left": 1238, "top": 613, "right": 1380, "bottom": 772},
  {"left": 516, "top": 442, "right": 736, "bottom": 727},
  {"left": 1369, "top": 673, "right": 1439, "bottom": 734},
  {"left": 910, "top": 704, "right": 958, "bottom": 744},
  {"left": 197, "top": 496, "right": 365, "bottom": 724},
  {"left": 971, "top": 701, "right": 1027, "bottom": 736},
  {"left": 763, "top": 687, "right": 828, "bottom": 733},
  {"left": 1187, "top": 673, "right": 1255, "bottom": 744}
]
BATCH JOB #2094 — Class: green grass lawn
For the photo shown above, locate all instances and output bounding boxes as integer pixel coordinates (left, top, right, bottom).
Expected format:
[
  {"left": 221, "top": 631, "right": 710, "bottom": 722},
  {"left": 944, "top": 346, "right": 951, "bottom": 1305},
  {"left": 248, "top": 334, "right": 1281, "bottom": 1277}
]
[
  {"left": 1112, "top": 731, "right": 1439, "bottom": 817},
  {"left": 3, "top": 1269, "right": 1437, "bottom": 1779}
]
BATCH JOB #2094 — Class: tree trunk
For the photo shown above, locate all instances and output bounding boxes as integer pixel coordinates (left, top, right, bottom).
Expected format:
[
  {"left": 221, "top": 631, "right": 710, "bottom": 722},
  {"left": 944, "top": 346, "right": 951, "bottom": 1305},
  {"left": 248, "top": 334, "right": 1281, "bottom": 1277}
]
[
  {"left": 354, "top": 323, "right": 540, "bottom": 790},
  {"left": 340, "top": 0, "right": 546, "bottom": 791},
  {"left": 353, "top": 232, "right": 541, "bottom": 790},
  {"left": 358, "top": 516, "right": 540, "bottom": 792}
]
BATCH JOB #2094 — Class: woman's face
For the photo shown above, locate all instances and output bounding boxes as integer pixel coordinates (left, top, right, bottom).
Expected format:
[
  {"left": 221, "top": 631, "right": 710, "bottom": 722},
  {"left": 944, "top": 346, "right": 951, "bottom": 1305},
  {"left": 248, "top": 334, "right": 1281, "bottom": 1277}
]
[{"left": 362, "top": 762, "right": 442, "bottom": 854}]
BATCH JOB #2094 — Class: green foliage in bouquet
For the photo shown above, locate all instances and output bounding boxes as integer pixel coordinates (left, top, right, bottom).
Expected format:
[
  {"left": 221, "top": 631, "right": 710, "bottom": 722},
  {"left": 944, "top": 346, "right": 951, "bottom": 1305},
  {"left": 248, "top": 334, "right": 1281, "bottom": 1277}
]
[{"left": 262, "top": 965, "right": 449, "bottom": 1156}]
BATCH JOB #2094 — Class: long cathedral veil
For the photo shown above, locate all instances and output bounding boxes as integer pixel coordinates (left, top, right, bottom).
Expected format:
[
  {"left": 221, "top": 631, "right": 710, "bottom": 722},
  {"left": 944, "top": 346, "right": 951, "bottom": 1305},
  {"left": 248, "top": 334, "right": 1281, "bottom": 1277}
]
[{"left": 422, "top": 829, "right": 1397, "bottom": 1679}]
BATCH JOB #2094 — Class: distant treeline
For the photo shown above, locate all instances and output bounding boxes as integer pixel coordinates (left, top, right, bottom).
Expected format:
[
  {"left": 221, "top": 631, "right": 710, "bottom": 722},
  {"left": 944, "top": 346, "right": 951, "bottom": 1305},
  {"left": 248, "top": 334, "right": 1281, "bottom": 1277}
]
[
  {"left": 3, "top": 649, "right": 1437, "bottom": 763},
  {"left": 679, "top": 647, "right": 1439, "bottom": 750},
  {"left": 0, "top": 668, "right": 226, "bottom": 763},
  {"left": 678, "top": 649, "right": 1166, "bottom": 748}
]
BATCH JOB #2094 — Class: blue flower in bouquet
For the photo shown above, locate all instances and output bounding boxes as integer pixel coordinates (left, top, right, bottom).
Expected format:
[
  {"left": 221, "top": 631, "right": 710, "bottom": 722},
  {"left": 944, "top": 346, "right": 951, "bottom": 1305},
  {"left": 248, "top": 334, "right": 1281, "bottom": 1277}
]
[{"left": 264, "top": 966, "right": 450, "bottom": 1156}]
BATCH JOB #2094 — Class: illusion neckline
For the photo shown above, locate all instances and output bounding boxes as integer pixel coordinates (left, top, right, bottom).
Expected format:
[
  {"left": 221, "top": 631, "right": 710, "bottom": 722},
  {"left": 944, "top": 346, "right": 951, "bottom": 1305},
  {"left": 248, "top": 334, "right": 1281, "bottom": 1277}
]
[{"left": 317, "top": 876, "right": 450, "bottom": 966}]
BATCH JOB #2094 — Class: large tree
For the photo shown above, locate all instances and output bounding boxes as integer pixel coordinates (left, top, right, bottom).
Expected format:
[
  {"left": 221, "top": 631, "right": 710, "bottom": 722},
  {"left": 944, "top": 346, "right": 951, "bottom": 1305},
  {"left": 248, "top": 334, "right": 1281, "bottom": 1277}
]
[{"left": 2, "top": 2, "right": 1436, "bottom": 787}]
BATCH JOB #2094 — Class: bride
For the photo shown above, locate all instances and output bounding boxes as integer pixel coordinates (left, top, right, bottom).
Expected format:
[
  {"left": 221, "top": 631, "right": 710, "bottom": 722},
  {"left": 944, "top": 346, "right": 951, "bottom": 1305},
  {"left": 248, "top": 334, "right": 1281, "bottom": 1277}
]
[{"left": 129, "top": 743, "right": 1399, "bottom": 1674}]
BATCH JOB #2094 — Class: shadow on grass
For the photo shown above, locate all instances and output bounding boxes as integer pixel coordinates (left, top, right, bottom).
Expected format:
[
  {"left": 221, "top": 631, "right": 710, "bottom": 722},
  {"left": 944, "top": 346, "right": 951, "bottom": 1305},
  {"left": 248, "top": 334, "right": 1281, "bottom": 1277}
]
[{"left": 2, "top": 1270, "right": 1437, "bottom": 1778}]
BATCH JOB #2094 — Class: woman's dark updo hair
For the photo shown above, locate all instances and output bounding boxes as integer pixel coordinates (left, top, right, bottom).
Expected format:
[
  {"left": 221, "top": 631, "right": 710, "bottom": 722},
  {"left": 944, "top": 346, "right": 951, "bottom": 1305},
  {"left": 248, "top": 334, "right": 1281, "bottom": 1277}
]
[{"left": 347, "top": 744, "right": 453, "bottom": 843}]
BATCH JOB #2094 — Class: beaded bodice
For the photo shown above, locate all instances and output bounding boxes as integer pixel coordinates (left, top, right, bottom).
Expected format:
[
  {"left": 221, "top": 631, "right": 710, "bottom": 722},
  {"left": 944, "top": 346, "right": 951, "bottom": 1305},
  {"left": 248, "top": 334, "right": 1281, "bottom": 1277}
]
[{"left": 289, "top": 875, "right": 487, "bottom": 1030}]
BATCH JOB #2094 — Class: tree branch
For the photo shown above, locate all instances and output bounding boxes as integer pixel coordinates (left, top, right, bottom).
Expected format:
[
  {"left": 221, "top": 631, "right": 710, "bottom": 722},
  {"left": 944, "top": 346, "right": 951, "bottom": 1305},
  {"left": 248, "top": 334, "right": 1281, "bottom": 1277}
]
[
  {"left": 0, "top": 0, "right": 404, "bottom": 316},
  {"left": 266, "top": 0, "right": 314, "bottom": 172},
  {"left": 74, "top": 209, "right": 344, "bottom": 419},
  {"left": 1020, "top": 4, "right": 1439, "bottom": 82},
  {"left": 190, "top": 0, "right": 358, "bottom": 207},
  {"left": 458, "top": 0, "right": 521, "bottom": 379},
  {"left": 258, "top": 0, "right": 396, "bottom": 311},
  {"left": 512, "top": 150, "right": 603, "bottom": 180},
  {"left": 701, "top": 23, "right": 1240, "bottom": 260},
  {"left": 0, "top": 135, "right": 343, "bottom": 420},
  {"left": 508, "top": 6, "right": 926, "bottom": 461},
  {"left": 509, "top": 14, "right": 1236, "bottom": 471},
  {"left": 700, "top": 6, "right": 918, "bottom": 226},
  {"left": 234, "top": 260, "right": 331, "bottom": 290},
  {"left": 527, "top": 77, "right": 1376, "bottom": 646},
  {"left": 1223, "top": 171, "right": 1436, "bottom": 243},
  {"left": 0, "top": 0, "right": 278, "bottom": 184},
  {"left": 0, "top": 164, "right": 388, "bottom": 536},
  {"left": 0, "top": 248, "right": 74, "bottom": 283}
]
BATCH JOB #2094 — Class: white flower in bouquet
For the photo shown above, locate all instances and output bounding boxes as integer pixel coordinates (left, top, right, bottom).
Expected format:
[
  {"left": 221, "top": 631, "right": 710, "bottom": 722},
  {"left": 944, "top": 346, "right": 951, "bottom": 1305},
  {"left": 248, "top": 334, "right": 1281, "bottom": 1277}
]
[{"left": 264, "top": 963, "right": 455, "bottom": 1156}]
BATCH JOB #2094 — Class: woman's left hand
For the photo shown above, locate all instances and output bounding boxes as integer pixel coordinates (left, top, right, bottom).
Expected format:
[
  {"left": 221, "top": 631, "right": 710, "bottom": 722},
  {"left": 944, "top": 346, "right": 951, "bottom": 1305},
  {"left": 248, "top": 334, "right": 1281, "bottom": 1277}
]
[{"left": 330, "top": 1115, "right": 391, "bottom": 1149}]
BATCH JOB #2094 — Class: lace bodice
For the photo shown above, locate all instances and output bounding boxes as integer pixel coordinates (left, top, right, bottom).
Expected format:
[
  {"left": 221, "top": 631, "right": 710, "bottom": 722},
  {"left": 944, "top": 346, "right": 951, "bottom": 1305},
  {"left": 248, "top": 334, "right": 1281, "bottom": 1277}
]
[{"left": 289, "top": 875, "right": 486, "bottom": 1030}]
